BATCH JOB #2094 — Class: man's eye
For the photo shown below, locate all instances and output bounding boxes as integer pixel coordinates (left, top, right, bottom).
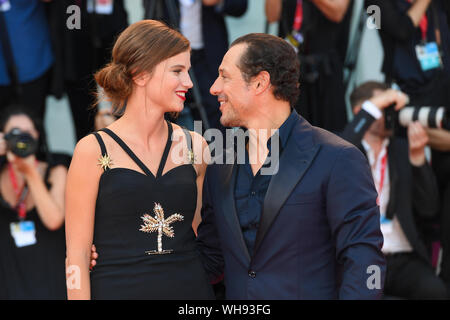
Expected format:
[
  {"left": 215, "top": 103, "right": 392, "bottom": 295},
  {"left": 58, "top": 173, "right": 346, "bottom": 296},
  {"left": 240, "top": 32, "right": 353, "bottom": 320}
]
[{"left": 174, "top": 70, "right": 182, "bottom": 74}]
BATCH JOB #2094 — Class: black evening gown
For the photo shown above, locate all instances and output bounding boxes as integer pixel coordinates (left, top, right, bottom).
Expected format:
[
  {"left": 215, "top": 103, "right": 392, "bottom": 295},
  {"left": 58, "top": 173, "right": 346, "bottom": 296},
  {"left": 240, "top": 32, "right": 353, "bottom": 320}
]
[{"left": 90, "top": 121, "right": 215, "bottom": 300}]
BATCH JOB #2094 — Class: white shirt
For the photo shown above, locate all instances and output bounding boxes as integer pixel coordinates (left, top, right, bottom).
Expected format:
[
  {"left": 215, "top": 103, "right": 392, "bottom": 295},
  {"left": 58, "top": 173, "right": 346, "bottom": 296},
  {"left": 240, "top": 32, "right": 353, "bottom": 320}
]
[
  {"left": 362, "top": 138, "right": 413, "bottom": 254},
  {"left": 179, "top": 0, "right": 204, "bottom": 50}
]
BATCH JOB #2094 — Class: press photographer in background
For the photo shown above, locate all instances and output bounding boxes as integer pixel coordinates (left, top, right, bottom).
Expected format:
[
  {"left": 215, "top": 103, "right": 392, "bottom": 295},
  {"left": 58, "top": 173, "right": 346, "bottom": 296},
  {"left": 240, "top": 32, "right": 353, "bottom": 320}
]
[
  {"left": 0, "top": 104, "right": 69, "bottom": 299},
  {"left": 341, "top": 81, "right": 448, "bottom": 299},
  {"left": 365, "top": 0, "right": 450, "bottom": 292}
]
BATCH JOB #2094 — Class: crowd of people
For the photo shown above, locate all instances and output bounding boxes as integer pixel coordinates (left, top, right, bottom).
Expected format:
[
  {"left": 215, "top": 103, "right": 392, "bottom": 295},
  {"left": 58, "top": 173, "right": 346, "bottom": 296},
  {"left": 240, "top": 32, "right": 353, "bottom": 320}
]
[{"left": 0, "top": 0, "right": 449, "bottom": 300}]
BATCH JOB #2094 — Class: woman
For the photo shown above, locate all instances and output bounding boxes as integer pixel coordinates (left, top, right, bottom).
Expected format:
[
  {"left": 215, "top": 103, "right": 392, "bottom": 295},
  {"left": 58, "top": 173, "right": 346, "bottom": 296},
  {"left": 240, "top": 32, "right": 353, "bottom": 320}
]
[
  {"left": 65, "top": 20, "right": 214, "bottom": 300},
  {"left": 0, "top": 104, "right": 68, "bottom": 299}
]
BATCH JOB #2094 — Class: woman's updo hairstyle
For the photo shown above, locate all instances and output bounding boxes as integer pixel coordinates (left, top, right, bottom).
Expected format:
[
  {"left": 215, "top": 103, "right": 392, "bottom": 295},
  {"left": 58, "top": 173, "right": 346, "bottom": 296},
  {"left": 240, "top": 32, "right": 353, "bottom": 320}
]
[{"left": 95, "top": 20, "right": 190, "bottom": 115}]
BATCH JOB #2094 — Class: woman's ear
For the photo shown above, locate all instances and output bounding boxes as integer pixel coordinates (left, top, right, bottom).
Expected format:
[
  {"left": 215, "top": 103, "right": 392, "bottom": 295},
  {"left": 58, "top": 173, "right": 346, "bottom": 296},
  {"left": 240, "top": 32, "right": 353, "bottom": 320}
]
[{"left": 133, "top": 71, "right": 150, "bottom": 87}]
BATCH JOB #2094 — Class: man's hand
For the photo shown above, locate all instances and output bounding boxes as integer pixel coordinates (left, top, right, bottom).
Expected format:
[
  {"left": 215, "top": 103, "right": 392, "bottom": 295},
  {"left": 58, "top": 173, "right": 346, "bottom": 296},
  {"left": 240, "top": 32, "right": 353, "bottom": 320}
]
[
  {"left": 408, "top": 121, "right": 429, "bottom": 166},
  {"left": 369, "top": 89, "right": 409, "bottom": 111},
  {"left": 426, "top": 128, "right": 450, "bottom": 152},
  {"left": 90, "top": 244, "right": 98, "bottom": 271}
]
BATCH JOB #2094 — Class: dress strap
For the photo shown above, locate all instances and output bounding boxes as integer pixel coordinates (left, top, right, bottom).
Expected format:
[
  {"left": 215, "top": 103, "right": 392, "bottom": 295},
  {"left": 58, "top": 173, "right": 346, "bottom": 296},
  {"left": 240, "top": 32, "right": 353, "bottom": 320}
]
[
  {"left": 93, "top": 132, "right": 108, "bottom": 157},
  {"left": 99, "top": 128, "right": 152, "bottom": 176},
  {"left": 155, "top": 121, "right": 173, "bottom": 178},
  {"left": 92, "top": 132, "right": 110, "bottom": 172}
]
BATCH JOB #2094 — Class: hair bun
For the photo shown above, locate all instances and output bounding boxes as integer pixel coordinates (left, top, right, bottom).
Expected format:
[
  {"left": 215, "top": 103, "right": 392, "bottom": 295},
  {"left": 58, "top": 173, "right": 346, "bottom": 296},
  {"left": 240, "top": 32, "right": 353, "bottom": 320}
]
[{"left": 94, "top": 63, "right": 132, "bottom": 111}]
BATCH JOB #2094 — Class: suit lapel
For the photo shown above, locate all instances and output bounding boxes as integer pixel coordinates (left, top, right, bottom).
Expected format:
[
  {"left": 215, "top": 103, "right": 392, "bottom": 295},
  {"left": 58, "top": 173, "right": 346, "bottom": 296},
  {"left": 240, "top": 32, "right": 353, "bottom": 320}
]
[
  {"left": 253, "top": 116, "right": 320, "bottom": 256},
  {"left": 218, "top": 153, "right": 251, "bottom": 263}
]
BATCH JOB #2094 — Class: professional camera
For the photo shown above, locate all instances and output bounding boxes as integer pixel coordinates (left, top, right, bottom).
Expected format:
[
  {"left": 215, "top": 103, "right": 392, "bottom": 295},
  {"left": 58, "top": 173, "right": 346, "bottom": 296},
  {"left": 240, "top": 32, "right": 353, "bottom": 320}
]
[
  {"left": 4, "top": 128, "right": 38, "bottom": 158},
  {"left": 385, "top": 105, "right": 449, "bottom": 130}
]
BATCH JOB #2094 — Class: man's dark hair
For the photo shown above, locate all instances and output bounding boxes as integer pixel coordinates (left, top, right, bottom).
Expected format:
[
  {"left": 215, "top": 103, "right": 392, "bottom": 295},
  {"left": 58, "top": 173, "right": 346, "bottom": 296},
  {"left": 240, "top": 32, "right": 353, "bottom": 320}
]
[
  {"left": 230, "top": 33, "right": 300, "bottom": 106},
  {"left": 350, "top": 81, "right": 390, "bottom": 108}
]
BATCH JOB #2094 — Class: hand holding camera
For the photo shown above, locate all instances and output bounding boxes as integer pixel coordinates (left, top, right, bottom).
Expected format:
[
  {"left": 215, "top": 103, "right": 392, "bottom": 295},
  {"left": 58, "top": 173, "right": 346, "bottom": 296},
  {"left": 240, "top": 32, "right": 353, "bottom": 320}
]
[
  {"left": 408, "top": 121, "right": 429, "bottom": 166},
  {"left": 0, "top": 128, "right": 39, "bottom": 176},
  {"left": 369, "top": 88, "right": 409, "bottom": 113}
]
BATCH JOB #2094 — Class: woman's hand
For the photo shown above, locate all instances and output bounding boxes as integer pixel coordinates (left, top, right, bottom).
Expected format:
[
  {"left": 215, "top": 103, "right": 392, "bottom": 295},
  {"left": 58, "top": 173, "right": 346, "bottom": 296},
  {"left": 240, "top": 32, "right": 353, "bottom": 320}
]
[
  {"left": 6, "top": 152, "right": 38, "bottom": 177},
  {"left": 0, "top": 133, "right": 7, "bottom": 157}
]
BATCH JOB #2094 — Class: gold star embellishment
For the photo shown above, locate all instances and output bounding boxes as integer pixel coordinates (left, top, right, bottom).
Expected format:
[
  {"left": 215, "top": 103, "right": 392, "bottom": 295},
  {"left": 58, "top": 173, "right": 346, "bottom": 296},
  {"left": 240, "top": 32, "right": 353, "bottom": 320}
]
[{"left": 98, "top": 154, "right": 113, "bottom": 171}]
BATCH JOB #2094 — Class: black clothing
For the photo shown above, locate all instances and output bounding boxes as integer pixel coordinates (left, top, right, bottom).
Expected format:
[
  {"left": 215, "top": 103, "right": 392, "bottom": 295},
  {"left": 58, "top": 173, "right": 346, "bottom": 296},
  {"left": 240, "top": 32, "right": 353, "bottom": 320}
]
[
  {"left": 385, "top": 252, "right": 447, "bottom": 299},
  {"left": 279, "top": 0, "right": 351, "bottom": 132},
  {"left": 0, "top": 154, "right": 69, "bottom": 299},
  {"left": 47, "top": 0, "right": 128, "bottom": 140},
  {"left": 90, "top": 122, "right": 214, "bottom": 299},
  {"left": 365, "top": 0, "right": 450, "bottom": 94},
  {"left": 0, "top": 70, "right": 50, "bottom": 120}
]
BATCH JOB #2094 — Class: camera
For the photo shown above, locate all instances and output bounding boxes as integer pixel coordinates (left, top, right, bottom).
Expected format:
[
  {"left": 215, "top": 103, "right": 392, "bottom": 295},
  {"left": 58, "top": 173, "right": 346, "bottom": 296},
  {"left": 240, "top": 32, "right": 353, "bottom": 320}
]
[
  {"left": 384, "top": 105, "right": 449, "bottom": 130},
  {"left": 4, "top": 128, "right": 38, "bottom": 158}
]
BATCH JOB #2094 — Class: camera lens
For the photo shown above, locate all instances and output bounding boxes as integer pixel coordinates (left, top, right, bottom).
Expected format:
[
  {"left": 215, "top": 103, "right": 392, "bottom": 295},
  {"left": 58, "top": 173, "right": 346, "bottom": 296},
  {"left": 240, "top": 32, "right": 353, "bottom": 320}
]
[{"left": 398, "top": 106, "right": 447, "bottom": 129}]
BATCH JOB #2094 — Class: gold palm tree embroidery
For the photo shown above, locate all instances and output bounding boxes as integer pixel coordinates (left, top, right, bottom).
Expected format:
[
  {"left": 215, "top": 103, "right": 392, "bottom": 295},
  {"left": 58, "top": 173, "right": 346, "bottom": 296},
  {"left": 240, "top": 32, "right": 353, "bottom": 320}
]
[{"left": 139, "top": 202, "right": 184, "bottom": 255}]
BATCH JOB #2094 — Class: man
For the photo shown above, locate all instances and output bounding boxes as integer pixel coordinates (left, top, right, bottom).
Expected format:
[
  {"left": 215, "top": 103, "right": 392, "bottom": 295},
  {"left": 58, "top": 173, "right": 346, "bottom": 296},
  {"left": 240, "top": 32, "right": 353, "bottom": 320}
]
[
  {"left": 341, "top": 81, "right": 448, "bottom": 299},
  {"left": 196, "top": 33, "right": 387, "bottom": 299},
  {"left": 143, "top": 0, "right": 248, "bottom": 131}
]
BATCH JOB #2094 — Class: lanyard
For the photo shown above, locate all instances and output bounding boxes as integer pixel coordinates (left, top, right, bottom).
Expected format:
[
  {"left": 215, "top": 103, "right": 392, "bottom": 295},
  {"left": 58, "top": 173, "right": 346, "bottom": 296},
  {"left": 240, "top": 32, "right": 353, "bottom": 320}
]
[
  {"left": 292, "top": 0, "right": 303, "bottom": 32},
  {"left": 407, "top": 0, "right": 428, "bottom": 41},
  {"left": 7, "top": 162, "right": 36, "bottom": 220},
  {"left": 376, "top": 152, "right": 388, "bottom": 206}
]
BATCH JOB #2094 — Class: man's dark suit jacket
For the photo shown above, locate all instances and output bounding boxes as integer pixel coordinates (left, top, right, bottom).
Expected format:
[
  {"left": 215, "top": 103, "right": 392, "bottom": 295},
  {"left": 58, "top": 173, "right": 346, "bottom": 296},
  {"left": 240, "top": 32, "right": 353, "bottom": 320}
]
[
  {"left": 341, "top": 109, "right": 441, "bottom": 262},
  {"left": 197, "top": 111, "right": 386, "bottom": 299}
]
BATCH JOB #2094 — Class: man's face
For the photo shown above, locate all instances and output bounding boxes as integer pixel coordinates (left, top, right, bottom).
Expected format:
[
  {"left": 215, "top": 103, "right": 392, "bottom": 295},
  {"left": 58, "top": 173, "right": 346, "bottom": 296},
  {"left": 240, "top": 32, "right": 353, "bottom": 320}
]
[{"left": 210, "top": 44, "right": 253, "bottom": 128}]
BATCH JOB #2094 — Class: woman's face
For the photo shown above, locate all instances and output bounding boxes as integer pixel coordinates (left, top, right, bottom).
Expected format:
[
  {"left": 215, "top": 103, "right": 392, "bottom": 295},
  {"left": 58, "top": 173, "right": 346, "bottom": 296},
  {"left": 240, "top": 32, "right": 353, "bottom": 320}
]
[
  {"left": 3, "top": 114, "right": 39, "bottom": 140},
  {"left": 144, "top": 50, "right": 193, "bottom": 113}
]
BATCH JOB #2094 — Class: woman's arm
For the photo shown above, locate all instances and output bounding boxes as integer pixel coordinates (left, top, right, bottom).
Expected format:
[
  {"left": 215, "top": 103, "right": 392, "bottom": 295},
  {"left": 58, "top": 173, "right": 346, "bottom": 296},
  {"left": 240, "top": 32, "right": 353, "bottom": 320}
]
[
  {"left": 407, "top": 0, "right": 432, "bottom": 27},
  {"left": 191, "top": 132, "right": 211, "bottom": 236},
  {"left": 65, "top": 135, "right": 102, "bottom": 300},
  {"left": 8, "top": 154, "right": 66, "bottom": 231}
]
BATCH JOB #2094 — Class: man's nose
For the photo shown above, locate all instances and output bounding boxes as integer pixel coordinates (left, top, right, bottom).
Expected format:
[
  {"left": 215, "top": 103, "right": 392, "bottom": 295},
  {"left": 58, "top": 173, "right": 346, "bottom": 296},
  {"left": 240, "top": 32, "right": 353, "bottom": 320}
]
[{"left": 210, "top": 77, "right": 221, "bottom": 96}]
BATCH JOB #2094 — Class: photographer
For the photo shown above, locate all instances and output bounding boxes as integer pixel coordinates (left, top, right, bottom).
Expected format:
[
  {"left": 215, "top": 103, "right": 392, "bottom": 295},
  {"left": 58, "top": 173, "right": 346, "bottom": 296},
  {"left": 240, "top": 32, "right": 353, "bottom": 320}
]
[
  {"left": 0, "top": 104, "right": 68, "bottom": 299},
  {"left": 342, "top": 81, "right": 447, "bottom": 299},
  {"left": 265, "top": 0, "right": 351, "bottom": 132}
]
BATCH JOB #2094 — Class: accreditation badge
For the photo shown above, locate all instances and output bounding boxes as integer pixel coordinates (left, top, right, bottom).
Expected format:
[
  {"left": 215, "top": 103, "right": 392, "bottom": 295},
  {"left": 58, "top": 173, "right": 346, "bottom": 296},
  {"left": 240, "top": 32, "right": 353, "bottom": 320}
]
[
  {"left": 87, "top": 0, "right": 114, "bottom": 15},
  {"left": 10, "top": 221, "right": 37, "bottom": 248},
  {"left": 415, "top": 42, "right": 442, "bottom": 71},
  {"left": 0, "top": 0, "right": 11, "bottom": 12}
]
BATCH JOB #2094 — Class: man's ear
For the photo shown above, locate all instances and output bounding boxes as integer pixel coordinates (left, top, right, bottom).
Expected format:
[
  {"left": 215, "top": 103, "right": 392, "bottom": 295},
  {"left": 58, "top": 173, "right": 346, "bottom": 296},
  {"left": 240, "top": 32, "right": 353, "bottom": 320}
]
[
  {"left": 133, "top": 71, "right": 150, "bottom": 87},
  {"left": 253, "top": 71, "right": 271, "bottom": 95}
]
